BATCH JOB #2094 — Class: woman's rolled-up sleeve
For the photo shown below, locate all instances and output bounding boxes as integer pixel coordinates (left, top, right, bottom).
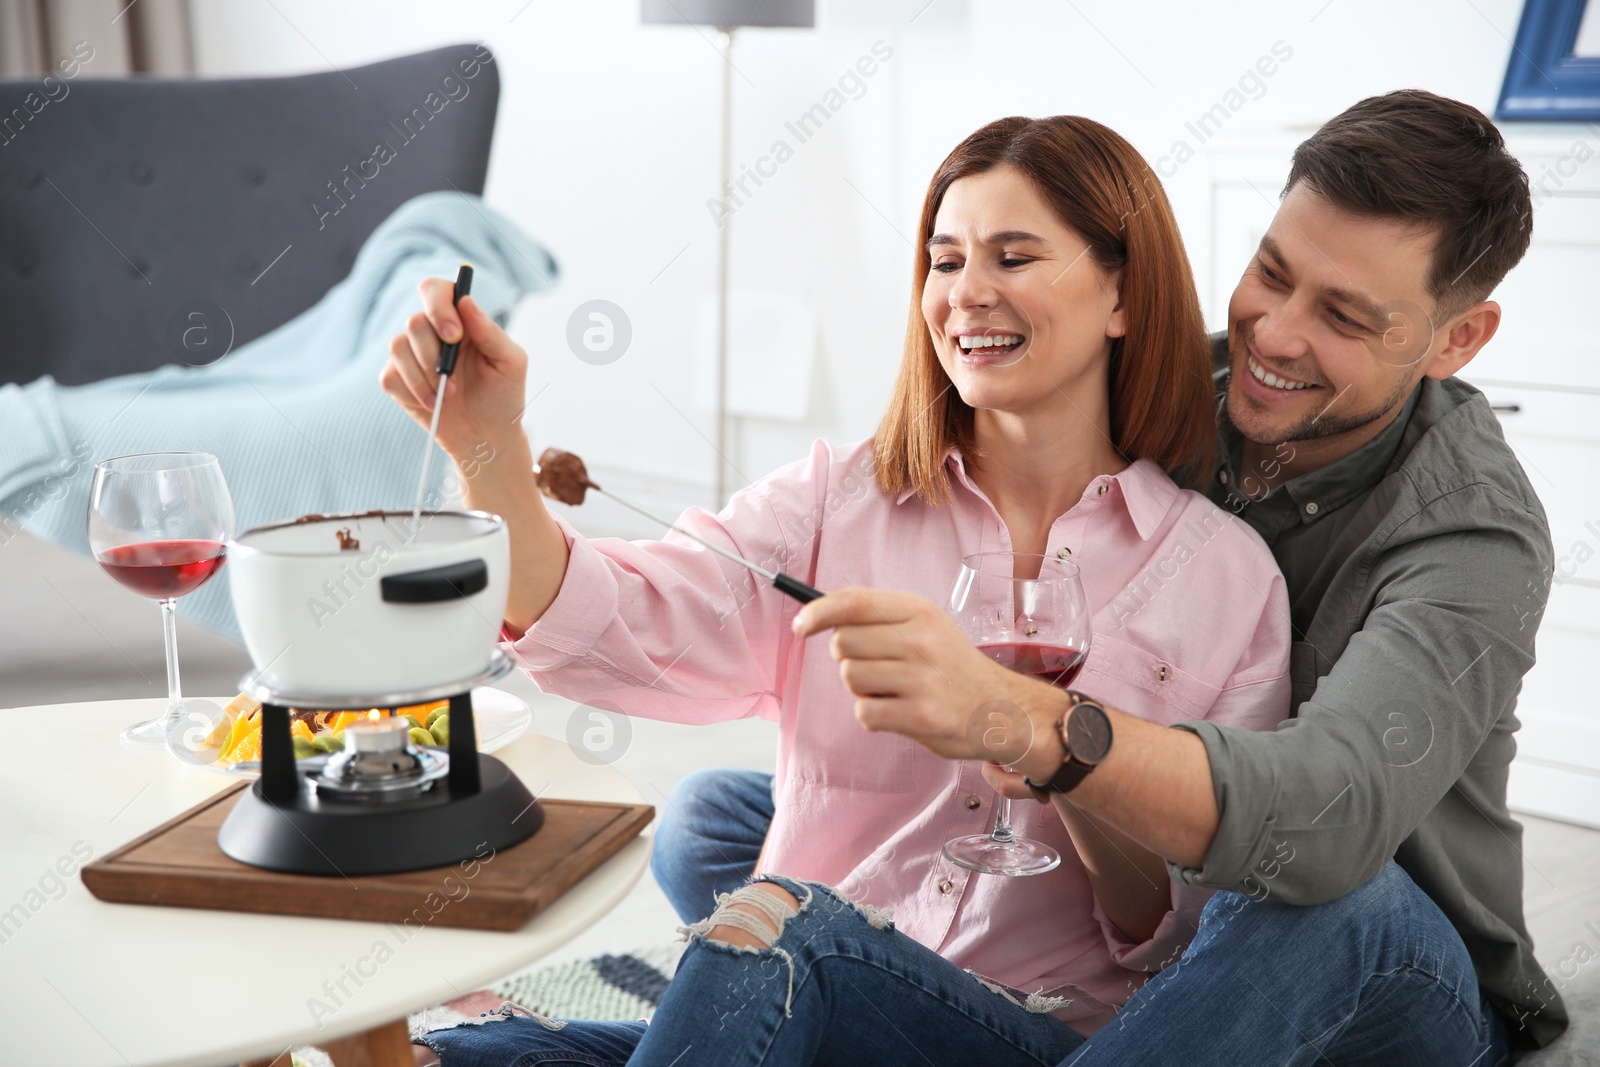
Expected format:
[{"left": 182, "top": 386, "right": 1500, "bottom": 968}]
[{"left": 506, "top": 443, "right": 835, "bottom": 728}]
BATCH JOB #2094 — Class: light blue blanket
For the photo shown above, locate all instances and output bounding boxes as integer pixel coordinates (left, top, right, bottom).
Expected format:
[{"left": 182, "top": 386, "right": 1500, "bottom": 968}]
[{"left": 0, "top": 191, "right": 558, "bottom": 643}]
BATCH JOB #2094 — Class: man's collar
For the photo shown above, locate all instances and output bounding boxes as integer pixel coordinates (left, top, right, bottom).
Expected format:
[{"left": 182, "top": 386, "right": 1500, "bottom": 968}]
[
  {"left": 1215, "top": 370, "right": 1421, "bottom": 525},
  {"left": 1279, "top": 387, "right": 1418, "bottom": 520}
]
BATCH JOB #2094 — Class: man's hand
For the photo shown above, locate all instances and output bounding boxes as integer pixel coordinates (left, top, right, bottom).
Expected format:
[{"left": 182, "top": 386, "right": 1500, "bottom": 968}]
[
  {"left": 792, "top": 587, "right": 1065, "bottom": 773},
  {"left": 795, "top": 586, "right": 1220, "bottom": 867}
]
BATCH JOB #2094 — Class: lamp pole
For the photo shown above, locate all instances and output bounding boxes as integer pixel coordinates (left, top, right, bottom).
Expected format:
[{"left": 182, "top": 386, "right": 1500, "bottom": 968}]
[
  {"left": 641, "top": 2, "right": 813, "bottom": 508},
  {"left": 714, "top": 26, "right": 734, "bottom": 510}
]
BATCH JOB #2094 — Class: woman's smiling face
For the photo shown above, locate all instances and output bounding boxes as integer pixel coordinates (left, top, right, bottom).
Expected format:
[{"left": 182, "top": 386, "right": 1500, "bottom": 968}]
[{"left": 921, "top": 165, "right": 1126, "bottom": 418}]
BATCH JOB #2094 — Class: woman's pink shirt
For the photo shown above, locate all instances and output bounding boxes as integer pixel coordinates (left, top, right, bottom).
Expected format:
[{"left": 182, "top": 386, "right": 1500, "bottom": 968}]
[{"left": 507, "top": 439, "right": 1290, "bottom": 1032}]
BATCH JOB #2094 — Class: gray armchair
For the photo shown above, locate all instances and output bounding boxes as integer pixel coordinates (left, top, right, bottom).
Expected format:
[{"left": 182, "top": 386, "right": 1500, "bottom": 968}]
[
  {"left": 0, "top": 43, "right": 499, "bottom": 385},
  {"left": 0, "top": 45, "right": 550, "bottom": 708}
]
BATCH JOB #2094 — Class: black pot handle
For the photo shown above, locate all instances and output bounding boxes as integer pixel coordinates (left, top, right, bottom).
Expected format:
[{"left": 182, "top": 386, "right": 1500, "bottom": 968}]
[{"left": 381, "top": 559, "right": 489, "bottom": 604}]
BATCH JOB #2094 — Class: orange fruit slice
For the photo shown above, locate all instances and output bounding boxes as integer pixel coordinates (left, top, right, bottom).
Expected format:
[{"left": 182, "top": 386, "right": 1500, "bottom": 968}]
[
  {"left": 220, "top": 711, "right": 257, "bottom": 762},
  {"left": 229, "top": 728, "right": 262, "bottom": 764}
]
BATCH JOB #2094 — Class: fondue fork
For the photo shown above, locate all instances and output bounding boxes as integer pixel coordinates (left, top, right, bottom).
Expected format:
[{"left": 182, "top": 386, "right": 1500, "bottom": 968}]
[
  {"left": 536, "top": 464, "right": 824, "bottom": 604},
  {"left": 413, "top": 263, "right": 474, "bottom": 525},
  {"left": 596, "top": 483, "right": 825, "bottom": 603}
]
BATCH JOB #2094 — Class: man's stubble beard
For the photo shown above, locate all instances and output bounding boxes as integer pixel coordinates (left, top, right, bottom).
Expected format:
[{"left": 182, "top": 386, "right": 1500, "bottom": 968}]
[
  {"left": 1228, "top": 331, "right": 1419, "bottom": 446},
  {"left": 1270, "top": 371, "right": 1416, "bottom": 444}
]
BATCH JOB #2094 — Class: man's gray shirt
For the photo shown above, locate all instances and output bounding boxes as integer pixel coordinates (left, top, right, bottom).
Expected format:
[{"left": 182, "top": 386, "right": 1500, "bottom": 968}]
[{"left": 1179, "top": 353, "right": 1566, "bottom": 1047}]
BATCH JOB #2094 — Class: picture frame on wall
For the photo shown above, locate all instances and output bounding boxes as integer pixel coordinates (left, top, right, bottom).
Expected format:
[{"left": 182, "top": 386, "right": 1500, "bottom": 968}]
[{"left": 1497, "top": 0, "right": 1600, "bottom": 119}]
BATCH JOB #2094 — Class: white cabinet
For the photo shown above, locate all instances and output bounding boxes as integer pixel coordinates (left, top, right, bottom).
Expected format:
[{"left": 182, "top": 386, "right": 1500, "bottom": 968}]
[{"left": 1200, "top": 132, "right": 1600, "bottom": 828}]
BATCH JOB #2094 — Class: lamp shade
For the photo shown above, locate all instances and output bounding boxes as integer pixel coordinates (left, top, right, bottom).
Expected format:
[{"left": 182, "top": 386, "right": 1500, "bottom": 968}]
[{"left": 641, "top": 0, "right": 814, "bottom": 28}]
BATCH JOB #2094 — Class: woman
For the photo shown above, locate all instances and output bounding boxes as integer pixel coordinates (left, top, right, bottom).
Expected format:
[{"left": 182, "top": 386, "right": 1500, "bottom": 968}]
[{"left": 383, "top": 115, "right": 1290, "bottom": 1066}]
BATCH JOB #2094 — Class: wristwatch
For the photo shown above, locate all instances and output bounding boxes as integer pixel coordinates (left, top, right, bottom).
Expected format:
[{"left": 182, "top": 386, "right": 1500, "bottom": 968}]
[{"left": 1023, "top": 691, "right": 1113, "bottom": 802}]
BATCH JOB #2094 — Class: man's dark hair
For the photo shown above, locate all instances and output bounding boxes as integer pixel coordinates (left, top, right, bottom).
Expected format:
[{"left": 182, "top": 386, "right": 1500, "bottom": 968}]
[{"left": 1285, "top": 89, "right": 1532, "bottom": 318}]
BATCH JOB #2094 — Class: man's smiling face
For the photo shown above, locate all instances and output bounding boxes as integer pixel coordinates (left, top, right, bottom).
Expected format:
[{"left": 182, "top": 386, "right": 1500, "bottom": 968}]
[{"left": 1226, "top": 183, "right": 1448, "bottom": 449}]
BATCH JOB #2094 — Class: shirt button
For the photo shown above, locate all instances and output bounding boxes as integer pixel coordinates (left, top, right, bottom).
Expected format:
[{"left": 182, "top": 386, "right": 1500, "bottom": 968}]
[
  {"left": 965, "top": 795, "right": 981, "bottom": 809},
  {"left": 1304, "top": 502, "right": 1319, "bottom": 516},
  {"left": 1156, "top": 664, "right": 1170, "bottom": 681},
  {"left": 1056, "top": 546, "right": 1072, "bottom": 559},
  {"left": 939, "top": 879, "right": 954, "bottom": 895},
  {"left": 1218, "top": 469, "right": 1230, "bottom": 485},
  {"left": 1096, "top": 483, "right": 1108, "bottom": 496}
]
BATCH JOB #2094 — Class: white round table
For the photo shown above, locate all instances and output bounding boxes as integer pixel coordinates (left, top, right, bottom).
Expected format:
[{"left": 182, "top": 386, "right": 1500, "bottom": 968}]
[{"left": 0, "top": 697, "right": 651, "bottom": 1067}]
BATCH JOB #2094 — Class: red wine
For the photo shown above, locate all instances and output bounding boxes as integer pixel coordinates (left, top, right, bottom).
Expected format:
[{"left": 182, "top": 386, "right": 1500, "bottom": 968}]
[
  {"left": 97, "top": 539, "right": 227, "bottom": 598},
  {"left": 980, "top": 641, "right": 1086, "bottom": 688}
]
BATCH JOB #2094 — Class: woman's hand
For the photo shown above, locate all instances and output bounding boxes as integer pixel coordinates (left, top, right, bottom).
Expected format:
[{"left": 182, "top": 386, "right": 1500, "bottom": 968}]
[
  {"left": 984, "top": 728, "right": 1173, "bottom": 943},
  {"left": 382, "top": 276, "right": 571, "bottom": 633},
  {"left": 792, "top": 587, "right": 1067, "bottom": 776},
  {"left": 381, "top": 278, "right": 530, "bottom": 463},
  {"left": 981, "top": 761, "right": 1037, "bottom": 800}
]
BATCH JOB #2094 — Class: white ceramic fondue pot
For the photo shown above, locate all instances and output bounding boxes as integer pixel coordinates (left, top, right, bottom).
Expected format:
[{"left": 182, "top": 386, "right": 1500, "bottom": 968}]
[{"left": 228, "top": 510, "right": 510, "bottom": 700}]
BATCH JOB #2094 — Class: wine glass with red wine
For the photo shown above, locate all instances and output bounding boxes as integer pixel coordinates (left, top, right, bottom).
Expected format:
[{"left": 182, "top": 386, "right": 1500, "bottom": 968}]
[
  {"left": 943, "top": 551, "right": 1091, "bottom": 876},
  {"left": 88, "top": 453, "right": 235, "bottom": 748}
]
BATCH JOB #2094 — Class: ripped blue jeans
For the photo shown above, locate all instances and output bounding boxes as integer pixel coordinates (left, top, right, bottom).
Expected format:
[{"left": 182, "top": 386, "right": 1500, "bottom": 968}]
[{"left": 420, "top": 874, "right": 1086, "bottom": 1067}]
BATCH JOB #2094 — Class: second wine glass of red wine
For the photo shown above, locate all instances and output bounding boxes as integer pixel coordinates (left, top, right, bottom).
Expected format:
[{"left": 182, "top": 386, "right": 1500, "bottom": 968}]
[
  {"left": 943, "top": 551, "right": 1092, "bottom": 876},
  {"left": 88, "top": 453, "right": 235, "bottom": 748}
]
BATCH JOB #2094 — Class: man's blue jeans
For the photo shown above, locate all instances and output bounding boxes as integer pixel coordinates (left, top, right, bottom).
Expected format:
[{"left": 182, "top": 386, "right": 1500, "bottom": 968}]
[
  {"left": 422, "top": 769, "right": 1512, "bottom": 1066},
  {"left": 1067, "top": 865, "right": 1512, "bottom": 1065}
]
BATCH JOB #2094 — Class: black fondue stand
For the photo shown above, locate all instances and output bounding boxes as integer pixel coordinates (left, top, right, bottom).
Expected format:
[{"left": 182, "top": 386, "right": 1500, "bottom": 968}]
[{"left": 218, "top": 650, "right": 543, "bottom": 876}]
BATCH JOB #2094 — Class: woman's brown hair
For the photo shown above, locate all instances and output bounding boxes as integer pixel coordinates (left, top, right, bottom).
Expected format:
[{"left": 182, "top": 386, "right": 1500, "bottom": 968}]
[{"left": 874, "top": 115, "right": 1214, "bottom": 503}]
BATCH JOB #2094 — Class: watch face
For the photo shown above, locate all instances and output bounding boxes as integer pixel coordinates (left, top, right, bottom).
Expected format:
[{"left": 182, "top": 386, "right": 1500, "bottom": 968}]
[{"left": 1066, "top": 703, "right": 1113, "bottom": 764}]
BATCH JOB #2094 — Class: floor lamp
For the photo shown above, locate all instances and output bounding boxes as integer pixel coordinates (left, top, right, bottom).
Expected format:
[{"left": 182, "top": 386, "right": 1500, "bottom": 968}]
[{"left": 641, "top": 0, "right": 815, "bottom": 509}]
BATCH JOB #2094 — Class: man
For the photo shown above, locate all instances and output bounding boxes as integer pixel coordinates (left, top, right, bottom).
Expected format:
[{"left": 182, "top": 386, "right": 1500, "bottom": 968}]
[{"left": 659, "top": 90, "right": 1566, "bottom": 1062}]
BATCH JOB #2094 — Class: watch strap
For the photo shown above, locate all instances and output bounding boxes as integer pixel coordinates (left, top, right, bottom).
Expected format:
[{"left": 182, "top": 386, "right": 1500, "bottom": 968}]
[
  {"left": 1024, "top": 751, "right": 1096, "bottom": 802},
  {"left": 1024, "top": 691, "right": 1104, "bottom": 802}
]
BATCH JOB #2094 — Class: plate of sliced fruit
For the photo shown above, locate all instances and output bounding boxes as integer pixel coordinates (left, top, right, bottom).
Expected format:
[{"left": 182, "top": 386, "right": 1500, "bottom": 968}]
[{"left": 207, "top": 687, "right": 532, "bottom": 776}]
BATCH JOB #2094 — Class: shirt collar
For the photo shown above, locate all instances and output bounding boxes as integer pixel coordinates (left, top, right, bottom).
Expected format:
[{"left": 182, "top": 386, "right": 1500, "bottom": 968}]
[
  {"left": 894, "top": 449, "right": 971, "bottom": 506},
  {"left": 898, "top": 448, "right": 1174, "bottom": 540},
  {"left": 1216, "top": 377, "right": 1421, "bottom": 526}
]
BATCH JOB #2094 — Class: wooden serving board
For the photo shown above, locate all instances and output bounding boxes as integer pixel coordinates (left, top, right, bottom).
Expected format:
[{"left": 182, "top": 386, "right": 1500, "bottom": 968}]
[{"left": 81, "top": 782, "right": 654, "bottom": 931}]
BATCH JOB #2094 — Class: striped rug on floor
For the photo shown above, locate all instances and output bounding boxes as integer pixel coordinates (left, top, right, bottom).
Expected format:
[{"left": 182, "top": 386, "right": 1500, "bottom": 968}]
[
  {"left": 492, "top": 943, "right": 682, "bottom": 1022},
  {"left": 286, "top": 946, "right": 682, "bottom": 1067}
]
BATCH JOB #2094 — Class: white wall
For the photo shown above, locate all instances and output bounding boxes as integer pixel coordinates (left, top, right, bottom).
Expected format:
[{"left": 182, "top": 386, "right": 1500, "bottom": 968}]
[{"left": 190, "top": 0, "right": 1533, "bottom": 517}]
